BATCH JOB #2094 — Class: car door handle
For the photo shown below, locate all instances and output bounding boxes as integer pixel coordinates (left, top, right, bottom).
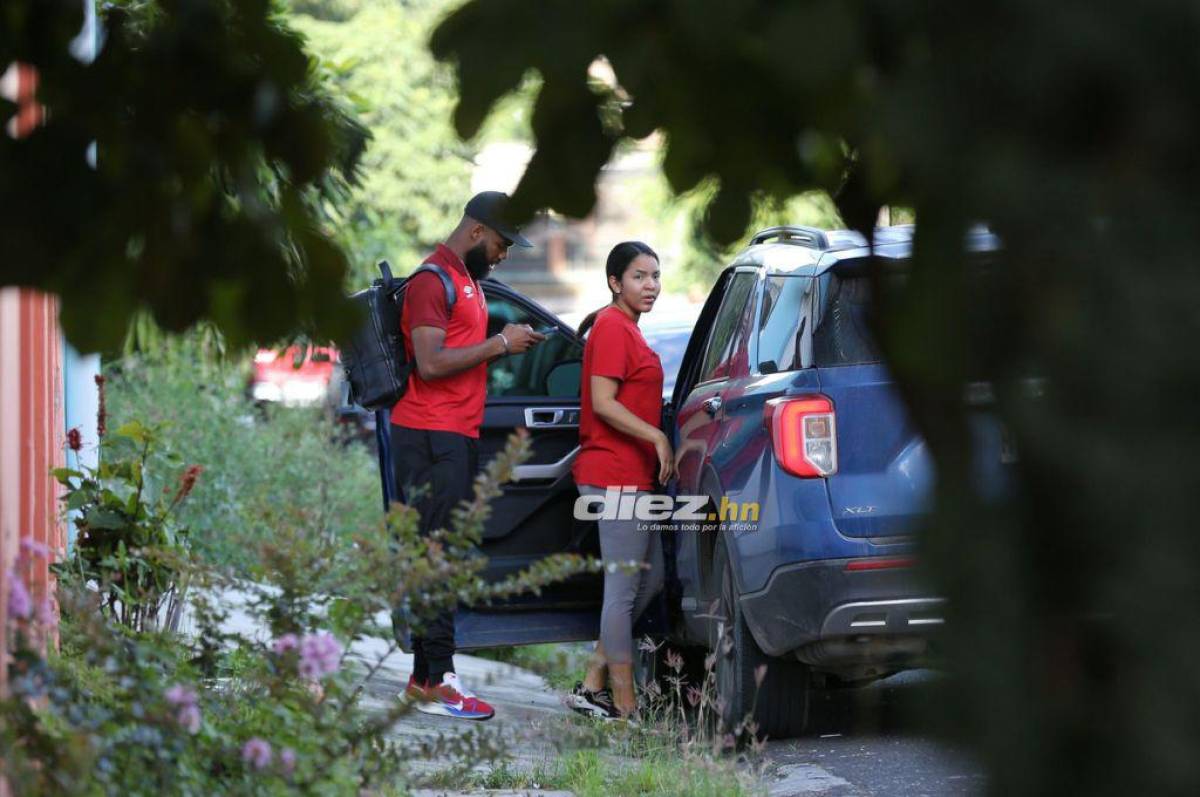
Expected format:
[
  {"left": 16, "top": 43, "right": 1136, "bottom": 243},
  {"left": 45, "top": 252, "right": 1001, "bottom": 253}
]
[
  {"left": 524, "top": 407, "right": 579, "bottom": 428},
  {"left": 511, "top": 446, "right": 580, "bottom": 482},
  {"left": 702, "top": 396, "right": 723, "bottom": 416}
]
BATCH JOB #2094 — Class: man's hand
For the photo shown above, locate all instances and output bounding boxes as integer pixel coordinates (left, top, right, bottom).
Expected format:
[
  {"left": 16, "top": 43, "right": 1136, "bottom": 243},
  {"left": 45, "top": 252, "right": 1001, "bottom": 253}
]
[{"left": 500, "top": 323, "right": 545, "bottom": 354}]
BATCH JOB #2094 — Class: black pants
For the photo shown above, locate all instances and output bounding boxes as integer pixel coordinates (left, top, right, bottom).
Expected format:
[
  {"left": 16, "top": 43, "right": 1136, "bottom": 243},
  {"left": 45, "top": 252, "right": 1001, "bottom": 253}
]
[{"left": 391, "top": 424, "right": 479, "bottom": 685}]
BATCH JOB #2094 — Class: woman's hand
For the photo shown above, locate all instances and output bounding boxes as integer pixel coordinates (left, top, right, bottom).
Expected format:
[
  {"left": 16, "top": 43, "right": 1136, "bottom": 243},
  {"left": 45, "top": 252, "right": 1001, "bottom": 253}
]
[{"left": 654, "top": 431, "right": 676, "bottom": 485}]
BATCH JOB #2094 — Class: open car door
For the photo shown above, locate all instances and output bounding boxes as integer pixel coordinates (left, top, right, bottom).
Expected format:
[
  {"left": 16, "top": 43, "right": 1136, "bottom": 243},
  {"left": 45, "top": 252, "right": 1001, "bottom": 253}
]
[{"left": 376, "top": 278, "right": 603, "bottom": 650}]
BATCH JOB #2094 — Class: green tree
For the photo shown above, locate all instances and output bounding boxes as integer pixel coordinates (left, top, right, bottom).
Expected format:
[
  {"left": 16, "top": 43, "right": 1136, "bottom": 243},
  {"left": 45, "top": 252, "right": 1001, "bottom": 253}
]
[
  {"left": 285, "top": 0, "right": 540, "bottom": 285},
  {"left": 288, "top": 0, "right": 474, "bottom": 282},
  {"left": 430, "top": 2, "right": 1200, "bottom": 795},
  {"left": 1, "top": 0, "right": 368, "bottom": 350}
]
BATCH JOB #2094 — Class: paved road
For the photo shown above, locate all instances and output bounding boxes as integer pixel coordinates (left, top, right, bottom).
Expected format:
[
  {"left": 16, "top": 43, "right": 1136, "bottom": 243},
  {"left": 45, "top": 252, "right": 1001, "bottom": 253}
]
[{"left": 760, "top": 671, "right": 985, "bottom": 797}]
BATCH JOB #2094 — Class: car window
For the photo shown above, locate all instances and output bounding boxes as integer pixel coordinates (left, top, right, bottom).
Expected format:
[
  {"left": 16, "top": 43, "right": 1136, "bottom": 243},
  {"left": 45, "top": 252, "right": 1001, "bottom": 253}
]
[
  {"left": 757, "top": 276, "right": 815, "bottom": 373},
  {"left": 641, "top": 326, "right": 692, "bottom": 398},
  {"left": 485, "top": 294, "right": 584, "bottom": 397},
  {"left": 697, "top": 272, "right": 756, "bottom": 383},
  {"left": 812, "top": 274, "right": 881, "bottom": 366}
]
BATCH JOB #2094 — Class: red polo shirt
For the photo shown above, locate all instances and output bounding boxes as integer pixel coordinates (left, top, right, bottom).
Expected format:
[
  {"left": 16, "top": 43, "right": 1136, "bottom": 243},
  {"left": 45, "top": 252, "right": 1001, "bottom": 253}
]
[
  {"left": 573, "top": 306, "right": 665, "bottom": 490},
  {"left": 390, "top": 245, "right": 489, "bottom": 437}
]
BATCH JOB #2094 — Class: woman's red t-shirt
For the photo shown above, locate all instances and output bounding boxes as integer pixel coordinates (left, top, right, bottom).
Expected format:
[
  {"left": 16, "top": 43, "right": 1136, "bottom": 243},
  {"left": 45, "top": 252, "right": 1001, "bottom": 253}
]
[{"left": 573, "top": 306, "right": 665, "bottom": 491}]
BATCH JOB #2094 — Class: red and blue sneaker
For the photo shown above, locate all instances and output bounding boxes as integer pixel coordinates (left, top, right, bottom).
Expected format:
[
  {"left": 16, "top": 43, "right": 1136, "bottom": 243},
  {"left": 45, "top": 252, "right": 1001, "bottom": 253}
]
[{"left": 407, "top": 672, "right": 495, "bottom": 721}]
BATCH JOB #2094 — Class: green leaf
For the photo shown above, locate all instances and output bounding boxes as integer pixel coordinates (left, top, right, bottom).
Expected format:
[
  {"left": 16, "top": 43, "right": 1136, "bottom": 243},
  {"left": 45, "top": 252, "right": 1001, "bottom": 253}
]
[
  {"left": 114, "top": 421, "right": 151, "bottom": 445},
  {"left": 84, "top": 508, "right": 127, "bottom": 531},
  {"left": 328, "top": 598, "right": 366, "bottom": 637}
]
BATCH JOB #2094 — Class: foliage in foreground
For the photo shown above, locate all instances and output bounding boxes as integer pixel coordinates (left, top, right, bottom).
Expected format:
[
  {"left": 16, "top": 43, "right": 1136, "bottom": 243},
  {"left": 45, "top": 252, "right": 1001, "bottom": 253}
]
[
  {"left": 430, "top": 4, "right": 1200, "bottom": 794},
  {"left": 2, "top": 412, "right": 595, "bottom": 794},
  {"left": 1, "top": 0, "right": 368, "bottom": 350}
]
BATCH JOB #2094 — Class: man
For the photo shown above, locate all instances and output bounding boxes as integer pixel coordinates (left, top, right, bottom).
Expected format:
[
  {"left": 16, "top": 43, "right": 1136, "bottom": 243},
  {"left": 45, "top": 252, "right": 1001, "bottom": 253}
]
[{"left": 393, "top": 191, "right": 543, "bottom": 721}]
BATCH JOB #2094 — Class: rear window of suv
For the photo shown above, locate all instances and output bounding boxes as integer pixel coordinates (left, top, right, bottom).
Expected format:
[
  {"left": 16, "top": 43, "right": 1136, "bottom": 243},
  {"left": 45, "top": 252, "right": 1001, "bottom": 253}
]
[
  {"left": 812, "top": 273, "right": 881, "bottom": 366},
  {"left": 756, "top": 273, "right": 882, "bottom": 372}
]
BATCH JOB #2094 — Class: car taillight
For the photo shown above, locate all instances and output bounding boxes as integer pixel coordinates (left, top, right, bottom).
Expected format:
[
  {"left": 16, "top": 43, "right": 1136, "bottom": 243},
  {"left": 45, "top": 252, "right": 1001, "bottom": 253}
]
[{"left": 764, "top": 396, "right": 837, "bottom": 478}]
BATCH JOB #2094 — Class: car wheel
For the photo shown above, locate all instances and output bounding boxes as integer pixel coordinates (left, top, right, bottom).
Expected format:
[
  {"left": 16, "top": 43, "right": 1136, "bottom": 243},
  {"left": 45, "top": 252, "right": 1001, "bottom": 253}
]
[{"left": 711, "top": 540, "right": 815, "bottom": 740}]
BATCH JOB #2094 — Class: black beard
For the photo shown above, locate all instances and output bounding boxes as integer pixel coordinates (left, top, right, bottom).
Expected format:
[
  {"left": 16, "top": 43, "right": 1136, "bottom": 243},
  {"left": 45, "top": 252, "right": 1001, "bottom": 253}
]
[{"left": 464, "top": 243, "right": 492, "bottom": 280}]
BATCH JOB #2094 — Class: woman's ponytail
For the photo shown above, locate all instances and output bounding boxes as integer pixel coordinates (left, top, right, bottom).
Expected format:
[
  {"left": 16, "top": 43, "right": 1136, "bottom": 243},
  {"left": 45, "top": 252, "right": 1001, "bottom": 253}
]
[{"left": 577, "top": 308, "right": 605, "bottom": 338}]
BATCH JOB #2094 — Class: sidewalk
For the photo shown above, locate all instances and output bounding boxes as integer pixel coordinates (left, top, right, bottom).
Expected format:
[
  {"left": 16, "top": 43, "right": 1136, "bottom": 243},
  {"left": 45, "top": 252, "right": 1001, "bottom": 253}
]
[
  {"left": 184, "top": 587, "right": 583, "bottom": 783},
  {"left": 349, "top": 626, "right": 577, "bottom": 778}
]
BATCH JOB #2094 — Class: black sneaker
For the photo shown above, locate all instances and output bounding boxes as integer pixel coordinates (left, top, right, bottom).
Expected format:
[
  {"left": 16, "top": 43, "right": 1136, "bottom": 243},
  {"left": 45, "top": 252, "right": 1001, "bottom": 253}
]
[{"left": 567, "top": 681, "right": 617, "bottom": 719}]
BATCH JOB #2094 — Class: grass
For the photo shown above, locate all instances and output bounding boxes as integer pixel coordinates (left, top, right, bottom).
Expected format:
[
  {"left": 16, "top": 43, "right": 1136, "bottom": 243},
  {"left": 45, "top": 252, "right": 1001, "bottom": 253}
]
[
  {"left": 418, "top": 748, "right": 758, "bottom": 797},
  {"left": 413, "top": 636, "right": 767, "bottom": 796}
]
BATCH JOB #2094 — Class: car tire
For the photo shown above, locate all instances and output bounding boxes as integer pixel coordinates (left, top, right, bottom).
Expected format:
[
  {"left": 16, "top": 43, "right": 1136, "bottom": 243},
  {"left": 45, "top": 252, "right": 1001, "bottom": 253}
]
[{"left": 712, "top": 540, "right": 815, "bottom": 740}]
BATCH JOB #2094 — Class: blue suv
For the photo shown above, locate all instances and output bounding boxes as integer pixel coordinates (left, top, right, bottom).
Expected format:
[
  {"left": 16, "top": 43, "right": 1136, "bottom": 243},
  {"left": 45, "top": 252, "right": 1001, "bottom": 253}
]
[{"left": 375, "top": 224, "right": 1002, "bottom": 738}]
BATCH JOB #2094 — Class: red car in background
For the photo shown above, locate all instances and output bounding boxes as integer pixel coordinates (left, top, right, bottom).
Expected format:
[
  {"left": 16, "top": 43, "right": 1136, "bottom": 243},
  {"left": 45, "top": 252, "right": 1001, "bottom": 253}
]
[
  {"left": 249, "top": 346, "right": 337, "bottom": 406},
  {"left": 249, "top": 346, "right": 377, "bottom": 443}
]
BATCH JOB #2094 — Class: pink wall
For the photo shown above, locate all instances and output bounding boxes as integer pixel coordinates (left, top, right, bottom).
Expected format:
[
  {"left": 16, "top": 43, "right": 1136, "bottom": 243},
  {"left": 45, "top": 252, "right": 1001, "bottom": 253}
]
[
  {"left": 0, "top": 289, "right": 66, "bottom": 695},
  {"left": 0, "top": 289, "right": 66, "bottom": 697},
  {"left": 1, "top": 62, "right": 65, "bottom": 698}
]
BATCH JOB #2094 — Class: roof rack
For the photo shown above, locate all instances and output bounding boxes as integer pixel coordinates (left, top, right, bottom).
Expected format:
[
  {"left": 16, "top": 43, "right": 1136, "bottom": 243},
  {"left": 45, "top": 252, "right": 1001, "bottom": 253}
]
[{"left": 749, "top": 226, "right": 830, "bottom": 250}]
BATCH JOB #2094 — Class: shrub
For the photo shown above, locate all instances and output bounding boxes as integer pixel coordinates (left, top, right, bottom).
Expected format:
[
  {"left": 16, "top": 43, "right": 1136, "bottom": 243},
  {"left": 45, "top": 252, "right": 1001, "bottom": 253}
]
[
  {"left": 102, "top": 343, "right": 378, "bottom": 574},
  {"left": 3, "top": 416, "right": 597, "bottom": 795},
  {"left": 53, "top": 412, "right": 194, "bottom": 633}
]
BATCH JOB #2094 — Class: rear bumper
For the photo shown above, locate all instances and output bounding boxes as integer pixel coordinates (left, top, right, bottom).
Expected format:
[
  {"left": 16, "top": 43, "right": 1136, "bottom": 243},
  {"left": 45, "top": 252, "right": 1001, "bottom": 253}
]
[
  {"left": 821, "top": 596, "right": 945, "bottom": 635},
  {"left": 738, "top": 558, "right": 943, "bottom": 661}
]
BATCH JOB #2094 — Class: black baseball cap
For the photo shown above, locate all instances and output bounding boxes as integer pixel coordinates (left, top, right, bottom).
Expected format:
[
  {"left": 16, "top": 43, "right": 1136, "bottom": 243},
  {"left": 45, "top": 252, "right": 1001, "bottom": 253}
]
[{"left": 464, "top": 191, "right": 533, "bottom": 248}]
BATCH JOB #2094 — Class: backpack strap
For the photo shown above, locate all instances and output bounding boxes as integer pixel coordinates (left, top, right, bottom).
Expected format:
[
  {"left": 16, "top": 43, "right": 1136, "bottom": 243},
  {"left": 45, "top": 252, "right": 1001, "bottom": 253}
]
[
  {"left": 408, "top": 263, "right": 457, "bottom": 311},
  {"left": 377, "top": 259, "right": 395, "bottom": 283}
]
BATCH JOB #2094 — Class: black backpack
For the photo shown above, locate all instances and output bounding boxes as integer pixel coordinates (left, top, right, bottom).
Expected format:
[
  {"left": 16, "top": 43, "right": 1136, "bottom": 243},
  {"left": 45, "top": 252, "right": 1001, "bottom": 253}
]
[{"left": 340, "top": 260, "right": 457, "bottom": 411}]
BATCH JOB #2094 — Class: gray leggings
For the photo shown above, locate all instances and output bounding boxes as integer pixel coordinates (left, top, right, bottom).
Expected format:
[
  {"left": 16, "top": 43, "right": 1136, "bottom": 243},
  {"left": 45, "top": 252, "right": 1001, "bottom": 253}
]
[{"left": 579, "top": 486, "right": 665, "bottom": 664}]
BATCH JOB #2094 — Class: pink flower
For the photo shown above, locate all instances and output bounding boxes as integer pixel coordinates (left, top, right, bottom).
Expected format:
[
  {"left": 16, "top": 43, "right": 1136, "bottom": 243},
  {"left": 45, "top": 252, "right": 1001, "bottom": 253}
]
[
  {"left": 242, "top": 737, "right": 272, "bottom": 770},
  {"left": 35, "top": 598, "right": 57, "bottom": 630},
  {"left": 272, "top": 633, "right": 300, "bottom": 655},
  {"left": 298, "top": 632, "right": 341, "bottom": 680},
  {"left": 7, "top": 571, "right": 31, "bottom": 620},
  {"left": 19, "top": 536, "right": 52, "bottom": 561},
  {"left": 67, "top": 426, "right": 83, "bottom": 452},
  {"left": 279, "top": 747, "right": 297, "bottom": 776},
  {"left": 178, "top": 704, "right": 202, "bottom": 734},
  {"left": 165, "top": 684, "right": 197, "bottom": 707},
  {"left": 165, "top": 683, "right": 202, "bottom": 734}
]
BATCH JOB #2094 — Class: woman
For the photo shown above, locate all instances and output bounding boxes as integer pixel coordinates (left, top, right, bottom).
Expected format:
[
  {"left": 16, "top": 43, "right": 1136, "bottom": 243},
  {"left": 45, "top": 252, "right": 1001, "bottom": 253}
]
[{"left": 567, "top": 241, "right": 674, "bottom": 720}]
